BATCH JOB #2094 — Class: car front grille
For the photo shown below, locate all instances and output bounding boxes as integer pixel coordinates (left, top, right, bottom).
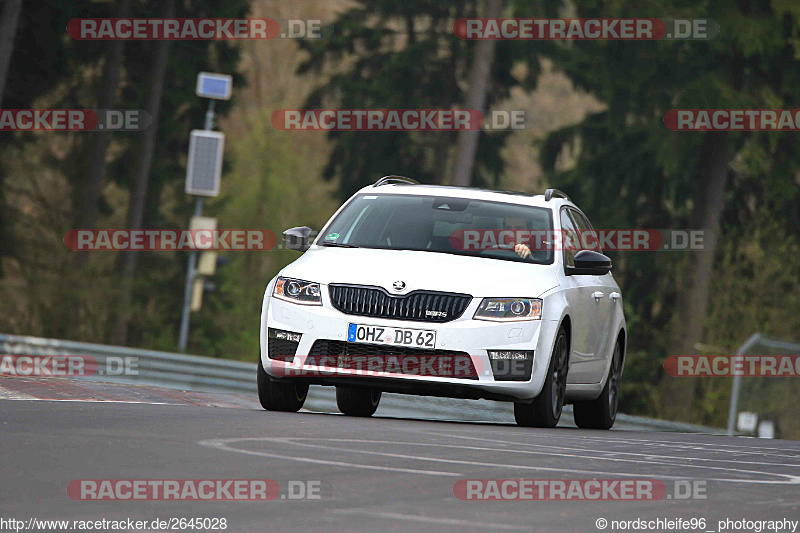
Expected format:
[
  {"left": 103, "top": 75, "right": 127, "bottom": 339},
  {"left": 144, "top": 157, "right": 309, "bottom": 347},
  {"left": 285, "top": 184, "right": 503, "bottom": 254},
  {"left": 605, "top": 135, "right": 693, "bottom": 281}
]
[
  {"left": 306, "top": 340, "right": 478, "bottom": 379},
  {"left": 328, "top": 284, "right": 472, "bottom": 323}
]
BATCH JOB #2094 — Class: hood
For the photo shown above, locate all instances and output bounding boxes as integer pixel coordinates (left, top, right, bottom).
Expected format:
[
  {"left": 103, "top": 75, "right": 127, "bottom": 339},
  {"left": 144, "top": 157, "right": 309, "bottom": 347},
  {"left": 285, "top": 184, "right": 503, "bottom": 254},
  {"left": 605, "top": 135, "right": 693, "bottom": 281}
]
[{"left": 280, "top": 247, "right": 560, "bottom": 298}]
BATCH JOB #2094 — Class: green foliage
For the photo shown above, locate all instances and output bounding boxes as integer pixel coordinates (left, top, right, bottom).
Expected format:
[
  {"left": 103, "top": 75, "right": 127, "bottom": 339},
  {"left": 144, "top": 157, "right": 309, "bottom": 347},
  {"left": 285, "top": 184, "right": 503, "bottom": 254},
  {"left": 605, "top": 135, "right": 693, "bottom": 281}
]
[
  {"left": 185, "top": 105, "right": 338, "bottom": 357},
  {"left": 0, "top": 0, "right": 249, "bottom": 348},
  {"left": 542, "top": 0, "right": 800, "bottom": 432},
  {"left": 297, "top": 0, "right": 557, "bottom": 199},
  {"left": 2, "top": 0, "right": 799, "bottom": 438}
]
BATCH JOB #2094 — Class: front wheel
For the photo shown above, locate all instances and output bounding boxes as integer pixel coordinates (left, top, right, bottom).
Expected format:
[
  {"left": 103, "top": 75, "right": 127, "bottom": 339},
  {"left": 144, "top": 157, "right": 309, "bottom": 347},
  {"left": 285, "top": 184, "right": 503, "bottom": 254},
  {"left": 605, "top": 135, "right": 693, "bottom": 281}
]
[
  {"left": 336, "top": 386, "right": 381, "bottom": 417},
  {"left": 515, "top": 326, "right": 569, "bottom": 428},
  {"left": 573, "top": 340, "right": 622, "bottom": 430},
  {"left": 257, "top": 360, "right": 308, "bottom": 412}
]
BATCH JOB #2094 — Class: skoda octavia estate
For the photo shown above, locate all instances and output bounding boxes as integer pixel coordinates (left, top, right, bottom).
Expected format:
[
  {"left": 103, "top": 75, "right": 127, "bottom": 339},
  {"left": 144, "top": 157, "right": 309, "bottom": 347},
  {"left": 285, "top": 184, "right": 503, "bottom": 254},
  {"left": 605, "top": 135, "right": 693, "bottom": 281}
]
[{"left": 258, "top": 176, "right": 626, "bottom": 429}]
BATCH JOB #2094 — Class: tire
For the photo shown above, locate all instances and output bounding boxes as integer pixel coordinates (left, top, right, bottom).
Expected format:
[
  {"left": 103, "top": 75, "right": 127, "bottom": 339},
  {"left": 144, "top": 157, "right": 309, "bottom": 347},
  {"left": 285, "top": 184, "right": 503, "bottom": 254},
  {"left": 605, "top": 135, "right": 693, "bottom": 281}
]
[
  {"left": 257, "top": 359, "right": 308, "bottom": 412},
  {"left": 336, "top": 386, "right": 381, "bottom": 417},
  {"left": 514, "top": 325, "right": 569, "bottom": 428},
  {"left": 573, "top": 339, "right": 622, "bottom": 430}
]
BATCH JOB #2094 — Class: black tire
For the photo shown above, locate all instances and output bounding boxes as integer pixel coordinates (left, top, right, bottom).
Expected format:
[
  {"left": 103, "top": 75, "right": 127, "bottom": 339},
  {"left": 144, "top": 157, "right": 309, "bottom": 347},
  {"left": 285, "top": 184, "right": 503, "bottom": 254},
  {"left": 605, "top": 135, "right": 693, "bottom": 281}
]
[
  {"left": 573, "top": 339, "right": 622, "bottom": 430},
  {"left": 514, "top": 326, "right": 569, "bottom": 428},
  {"left": 336, "top": 386, "right": 381, "bottom": 417},
  {"left": 257, "top": 360, "right": 308, "bottom": 412}
]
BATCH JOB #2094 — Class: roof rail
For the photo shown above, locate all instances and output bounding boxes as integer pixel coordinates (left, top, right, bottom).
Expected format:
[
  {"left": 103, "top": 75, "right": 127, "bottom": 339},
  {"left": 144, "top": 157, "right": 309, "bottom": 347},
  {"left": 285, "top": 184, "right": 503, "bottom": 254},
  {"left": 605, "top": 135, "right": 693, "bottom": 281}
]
[
  {"left": 373, "top": 175, "right": 420, "bottom": 187},
  {"left": 544, "top": 188, "right": 570, "bottom": 202}
]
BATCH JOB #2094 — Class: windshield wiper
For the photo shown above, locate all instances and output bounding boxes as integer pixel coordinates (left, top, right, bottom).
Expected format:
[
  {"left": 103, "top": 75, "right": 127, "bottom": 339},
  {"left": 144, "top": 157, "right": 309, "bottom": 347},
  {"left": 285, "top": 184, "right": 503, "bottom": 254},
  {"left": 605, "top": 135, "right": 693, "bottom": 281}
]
[{"left": 319, "top": 242, "right": 359, "bottom": 248}]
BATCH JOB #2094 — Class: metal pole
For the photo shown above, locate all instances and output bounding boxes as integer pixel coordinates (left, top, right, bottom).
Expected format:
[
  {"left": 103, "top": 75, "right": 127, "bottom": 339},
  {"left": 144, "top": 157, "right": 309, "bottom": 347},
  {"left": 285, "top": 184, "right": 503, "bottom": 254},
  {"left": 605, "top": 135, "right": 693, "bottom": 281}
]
[
  {"left": 178, "top": 197, "right": 203, "bottom": 352},
  {"left": 178, "top": 99, "right": 215, "bottom": 352},
  {"left": 204, "top": 99, "right": 215, "bottom": 130},
  {"left": 726, "top": 333, "right": 761, "bottom": 436}
]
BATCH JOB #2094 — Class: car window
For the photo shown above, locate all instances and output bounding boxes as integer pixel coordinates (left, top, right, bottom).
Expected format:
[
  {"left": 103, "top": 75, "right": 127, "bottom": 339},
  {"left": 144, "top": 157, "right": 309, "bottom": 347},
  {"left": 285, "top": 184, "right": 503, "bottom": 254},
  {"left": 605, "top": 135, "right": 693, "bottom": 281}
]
[
  {"left": 569, "top": 208, "right": 602, "bottom": 253},
  {"left": 319, "top": 193, "right": 554, "bottom": 264},
  {"left": 559, "top": 208, "right": 579, "bottom": 267}
]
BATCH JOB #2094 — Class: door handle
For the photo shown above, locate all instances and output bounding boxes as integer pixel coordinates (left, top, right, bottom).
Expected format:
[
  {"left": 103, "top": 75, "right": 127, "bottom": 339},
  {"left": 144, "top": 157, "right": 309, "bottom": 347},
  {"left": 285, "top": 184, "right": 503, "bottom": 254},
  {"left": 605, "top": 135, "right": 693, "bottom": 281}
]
[
  {"left": 610, "top": 292, "right": 621, "bottom": 301},
  {"left": 592, "top": 291, "right": 604, "bottom": 301}
]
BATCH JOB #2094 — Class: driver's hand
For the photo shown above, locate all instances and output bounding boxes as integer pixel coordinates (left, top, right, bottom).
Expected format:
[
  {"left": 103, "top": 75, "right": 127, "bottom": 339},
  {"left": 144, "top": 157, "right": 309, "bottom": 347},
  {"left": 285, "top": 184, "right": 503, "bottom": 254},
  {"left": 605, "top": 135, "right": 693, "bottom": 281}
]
[{"left": 514, "top": 243, "right": 531, "bottom": 259}]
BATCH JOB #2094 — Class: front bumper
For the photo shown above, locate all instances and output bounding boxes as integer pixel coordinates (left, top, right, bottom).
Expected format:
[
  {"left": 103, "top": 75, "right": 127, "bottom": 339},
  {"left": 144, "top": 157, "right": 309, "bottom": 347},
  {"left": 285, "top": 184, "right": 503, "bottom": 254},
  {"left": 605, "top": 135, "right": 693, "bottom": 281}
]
[{"left": 260, "top": 284, "right": 560, "bottom": 401}]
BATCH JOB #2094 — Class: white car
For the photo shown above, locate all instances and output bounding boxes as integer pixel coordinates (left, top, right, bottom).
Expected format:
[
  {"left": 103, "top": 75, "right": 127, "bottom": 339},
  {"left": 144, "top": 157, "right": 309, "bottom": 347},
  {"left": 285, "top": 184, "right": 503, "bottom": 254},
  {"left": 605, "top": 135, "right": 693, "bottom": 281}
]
[{"left": 258, "top": 176, "right": 626, "bottom": 429}]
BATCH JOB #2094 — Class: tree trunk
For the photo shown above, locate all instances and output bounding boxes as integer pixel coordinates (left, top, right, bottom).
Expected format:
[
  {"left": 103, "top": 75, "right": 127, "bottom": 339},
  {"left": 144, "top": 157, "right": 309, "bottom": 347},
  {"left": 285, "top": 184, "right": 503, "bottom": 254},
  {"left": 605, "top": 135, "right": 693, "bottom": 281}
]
[
  {"left": 450, "top": 0, "right": 503, "bottom": 186},
  {"left": 76, "top": 0, "right": 132, "bottom": 250},
  {"left": 0, "top": 0, "right": 22, "bottom": 107},
  {"left": 113, "top": 0, "right": 174, "bottom": 345},
  {"left": 663, "top": 131, "right": 731, "bottom": 420},
  {"left": 0, "top": 0, "right": 22, "bottom": 275}
]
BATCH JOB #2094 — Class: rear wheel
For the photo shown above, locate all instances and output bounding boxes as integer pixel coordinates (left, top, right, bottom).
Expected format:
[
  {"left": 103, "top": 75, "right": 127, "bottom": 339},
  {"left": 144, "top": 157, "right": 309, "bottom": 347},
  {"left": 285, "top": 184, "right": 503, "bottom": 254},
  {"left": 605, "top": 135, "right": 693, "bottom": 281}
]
[
  {"left": 257, "top": 360, "right": 308, "bottom": 412},
  {"left": 573, "top": 340, "right": 622, "bottom": 430},
  {"left": 336, "top": 386, "right": 381, "bottom": 417},
  {"left": 515, "top": 326, "right": 569, "bottom": 428}
]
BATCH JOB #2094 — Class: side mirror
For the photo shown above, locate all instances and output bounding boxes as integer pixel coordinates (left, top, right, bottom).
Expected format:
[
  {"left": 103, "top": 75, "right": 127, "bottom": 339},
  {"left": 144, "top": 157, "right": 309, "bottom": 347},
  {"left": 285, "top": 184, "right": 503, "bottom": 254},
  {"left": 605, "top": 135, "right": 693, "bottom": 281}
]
[
  {"left": 569, "top": 249, "right": 612, "bottom": 275},
  {"left": 283, "top": 226, "right": 312, "bottom": 251}
]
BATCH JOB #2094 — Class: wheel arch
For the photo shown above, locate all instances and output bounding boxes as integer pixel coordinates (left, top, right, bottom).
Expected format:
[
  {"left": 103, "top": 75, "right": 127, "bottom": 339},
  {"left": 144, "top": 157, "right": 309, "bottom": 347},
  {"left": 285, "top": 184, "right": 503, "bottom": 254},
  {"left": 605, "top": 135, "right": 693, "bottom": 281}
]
[{"left": 560, "top": 314, "right": 572, "bottom": 354}]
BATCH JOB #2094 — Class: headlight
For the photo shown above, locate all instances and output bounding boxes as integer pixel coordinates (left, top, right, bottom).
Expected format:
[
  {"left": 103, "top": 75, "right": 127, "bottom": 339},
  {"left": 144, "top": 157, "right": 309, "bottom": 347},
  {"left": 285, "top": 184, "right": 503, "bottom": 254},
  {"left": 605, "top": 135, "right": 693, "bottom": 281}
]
[
  {"left": 273, "top": 277, "right": 322, "bottom": 305},
  {"left": 473, "top": 298, "right": 542, "bottom": 321}
]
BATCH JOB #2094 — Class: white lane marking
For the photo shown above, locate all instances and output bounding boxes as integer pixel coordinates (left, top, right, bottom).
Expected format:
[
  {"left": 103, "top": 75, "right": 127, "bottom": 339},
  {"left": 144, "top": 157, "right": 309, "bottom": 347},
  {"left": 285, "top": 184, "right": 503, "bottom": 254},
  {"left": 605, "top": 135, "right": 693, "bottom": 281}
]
[
  {"left": 584, "top": 438, "right": 800, "bottom": 455},
  {"left": 487, "top": 431, "right": 800, "bottom": 455},
  {"left": 568, "top": 438, "right": 800, "bottom": 460},
  {"left": 333, "top": 509, "right": 529, "bottom": 531},
  {"left": 197, "top": 438, "right": 461, "bottom": 477},
  {"left": 425, "top": 432, "right": 800, "bottom": 468},
  {"left": 0, "top": 398, "right": 181, "bottom": 405},
  {"left": 275, "top": 437, "right": 800, "bottom": 485},
  {"left": 419, "top": 428, "right": 800, "bottom": 459}
]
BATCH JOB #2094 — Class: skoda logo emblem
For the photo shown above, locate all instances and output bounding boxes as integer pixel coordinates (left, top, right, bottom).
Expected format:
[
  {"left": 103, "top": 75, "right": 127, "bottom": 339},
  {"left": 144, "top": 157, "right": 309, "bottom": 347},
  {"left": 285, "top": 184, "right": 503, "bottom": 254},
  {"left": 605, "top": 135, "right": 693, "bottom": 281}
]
[{"left": 392, "top": 280, "right": 406, "bottom": 292}]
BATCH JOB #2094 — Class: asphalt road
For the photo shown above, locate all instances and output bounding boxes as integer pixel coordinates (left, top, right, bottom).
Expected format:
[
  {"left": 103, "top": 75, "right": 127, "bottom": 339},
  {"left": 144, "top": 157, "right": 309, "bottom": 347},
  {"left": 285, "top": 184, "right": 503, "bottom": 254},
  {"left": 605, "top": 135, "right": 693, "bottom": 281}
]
[{"left": 1, "top": 378, "right": 799, "bottom": 532}]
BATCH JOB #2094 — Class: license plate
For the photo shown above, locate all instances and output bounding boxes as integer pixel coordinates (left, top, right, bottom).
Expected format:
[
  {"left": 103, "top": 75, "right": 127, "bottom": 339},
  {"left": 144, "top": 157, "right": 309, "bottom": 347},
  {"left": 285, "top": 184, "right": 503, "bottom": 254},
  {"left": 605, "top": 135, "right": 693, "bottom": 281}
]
[{"left": 347, "top": 323, "right": 436, "bottom": 349}]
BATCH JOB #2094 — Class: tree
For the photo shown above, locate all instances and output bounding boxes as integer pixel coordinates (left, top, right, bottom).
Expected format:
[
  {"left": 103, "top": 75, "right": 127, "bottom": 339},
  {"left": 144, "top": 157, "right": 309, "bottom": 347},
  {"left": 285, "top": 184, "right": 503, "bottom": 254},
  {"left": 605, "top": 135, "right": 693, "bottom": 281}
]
[
  {"left": 0, "top": 0, "right": 109, "bottom": 277},
  {"left": 108, "top": 0, "right": 248, "bottom": 347},
  {"left": 0, "top": 0, "right": 22, "bottom": 107},
  {"left": 298, "top": 0, "right": 556, "bottom": 200},
  {"left": 451, "top": 0, "right": 504, "bottom": 186},
  {"left": 541, "top": 0, "right": 800, "bottom": 421},
  {"left": 114, "top": 0, "right": 175, "bottom": 345},
  {"left": 76, "top": 0, "right": 133, "bottom": 250}
]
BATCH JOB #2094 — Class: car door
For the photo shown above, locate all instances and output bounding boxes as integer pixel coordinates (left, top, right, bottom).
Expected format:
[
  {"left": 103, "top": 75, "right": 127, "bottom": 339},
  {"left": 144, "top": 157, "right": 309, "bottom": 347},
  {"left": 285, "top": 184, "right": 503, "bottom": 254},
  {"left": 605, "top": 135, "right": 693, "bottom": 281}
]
[
  {"left": 570, "top": 208, "right": 615, "bottom": 379},
  {"left": 560, "top": 208, "right": 599, "bottom": 384}
]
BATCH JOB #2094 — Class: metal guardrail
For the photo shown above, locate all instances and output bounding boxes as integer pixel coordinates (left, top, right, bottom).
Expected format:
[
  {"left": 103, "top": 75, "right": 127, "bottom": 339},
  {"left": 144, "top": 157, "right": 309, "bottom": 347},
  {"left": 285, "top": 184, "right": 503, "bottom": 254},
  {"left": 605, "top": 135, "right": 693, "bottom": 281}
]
[
  {"left": 726, "top": 333, "right": 800, "bottom": 435},
  {"left": 0, "top": 333, "right": 255, "bottom": 394},
  {"left": 0, "top": 332, "right": 723, "bottom": 433}
]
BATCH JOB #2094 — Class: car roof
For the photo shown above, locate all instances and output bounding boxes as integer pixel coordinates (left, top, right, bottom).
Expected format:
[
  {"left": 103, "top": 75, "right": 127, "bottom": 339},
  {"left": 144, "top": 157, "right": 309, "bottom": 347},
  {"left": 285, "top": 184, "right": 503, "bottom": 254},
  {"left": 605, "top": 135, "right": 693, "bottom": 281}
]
[{"left": 355, "top": 183, "right": 575, "bottom": 210}]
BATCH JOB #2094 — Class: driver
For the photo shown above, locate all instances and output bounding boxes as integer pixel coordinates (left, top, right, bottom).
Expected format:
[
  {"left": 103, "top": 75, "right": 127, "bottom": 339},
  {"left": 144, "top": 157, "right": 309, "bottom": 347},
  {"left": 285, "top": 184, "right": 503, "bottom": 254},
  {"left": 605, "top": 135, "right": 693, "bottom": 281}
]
[{"left": 503, "top": 216, "right": 542, "bottom": 260}]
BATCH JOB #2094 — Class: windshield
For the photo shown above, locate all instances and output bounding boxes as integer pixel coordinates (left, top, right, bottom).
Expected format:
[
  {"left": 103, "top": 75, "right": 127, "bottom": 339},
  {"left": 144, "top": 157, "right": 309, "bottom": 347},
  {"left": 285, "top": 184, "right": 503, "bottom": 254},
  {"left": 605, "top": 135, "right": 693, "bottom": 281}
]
[{"left": 318, "top": 193, "right": 554, "bottom": 264}]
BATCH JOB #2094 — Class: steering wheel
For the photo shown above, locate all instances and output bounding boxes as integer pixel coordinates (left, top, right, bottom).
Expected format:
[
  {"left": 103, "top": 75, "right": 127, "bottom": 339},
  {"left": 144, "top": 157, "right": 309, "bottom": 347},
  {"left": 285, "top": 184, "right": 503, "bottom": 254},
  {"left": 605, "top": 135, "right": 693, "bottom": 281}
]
[{"left": 479, "top": 246, "right": 522, "bottom": 258}]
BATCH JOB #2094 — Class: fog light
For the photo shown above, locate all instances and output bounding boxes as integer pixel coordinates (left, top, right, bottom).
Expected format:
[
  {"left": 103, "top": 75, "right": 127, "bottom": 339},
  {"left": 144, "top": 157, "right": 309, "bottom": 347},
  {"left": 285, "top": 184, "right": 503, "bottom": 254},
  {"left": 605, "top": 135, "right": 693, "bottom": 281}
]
[
  {"left": 487, "top": 350, "right": 533, "bottom": 381},
  {"left": 267, "top": 328, "right": 302, "bottom": 361},
  {"left": 271, "top": 329, "right": 301, "bottom": 343}
]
